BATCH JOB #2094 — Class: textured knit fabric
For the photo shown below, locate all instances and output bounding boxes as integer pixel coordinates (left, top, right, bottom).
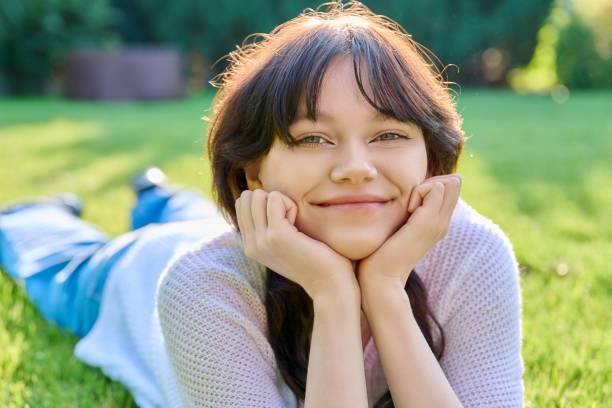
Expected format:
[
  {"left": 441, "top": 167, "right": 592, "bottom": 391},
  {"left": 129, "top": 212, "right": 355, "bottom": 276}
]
[
  {"left": 74, "top": 217, "right": 234, "bottom": 408},
  {"left": 157, "top": 198, "right": 524, "bottom": 407}
]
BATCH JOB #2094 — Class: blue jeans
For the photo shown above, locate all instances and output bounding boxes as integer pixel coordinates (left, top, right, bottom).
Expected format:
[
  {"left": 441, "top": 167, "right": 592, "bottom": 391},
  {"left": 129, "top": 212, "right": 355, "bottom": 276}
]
[{"left": 0, "top": 186, "right": 220, "bottom": 338}]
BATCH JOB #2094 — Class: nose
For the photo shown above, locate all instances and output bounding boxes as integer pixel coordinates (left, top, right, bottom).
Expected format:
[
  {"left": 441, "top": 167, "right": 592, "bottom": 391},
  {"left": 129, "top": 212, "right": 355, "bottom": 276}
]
[{"left": 330, "top": 143, "right": 378, "bottom": 184}]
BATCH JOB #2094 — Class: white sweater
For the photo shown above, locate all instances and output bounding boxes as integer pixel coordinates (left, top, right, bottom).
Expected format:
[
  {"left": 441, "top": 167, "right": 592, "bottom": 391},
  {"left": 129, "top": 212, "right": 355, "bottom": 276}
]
[{"left": 74, "top": 198, "right": 523, "bottom": 407}]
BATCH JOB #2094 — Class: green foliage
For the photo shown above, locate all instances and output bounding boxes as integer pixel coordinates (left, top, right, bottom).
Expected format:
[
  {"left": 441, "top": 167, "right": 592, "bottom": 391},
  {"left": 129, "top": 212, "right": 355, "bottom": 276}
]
[
  {"left": 110, "top": 0, "right": 553, "bottom": 85},
  {"left": 0, "top": 0, "right": 119, "bottom": 95},
  {"left": 508, "top": 0, "right": 611, "bottom": 92},
  {"left": 109, "top": 0, "right": 315, "bottom": 73},
  {"left": 0, "top": 0, "right": 556, "bottom": 94},
  {"left": 556, "top": 16, "right": 612, "bottom": 89},
  {"left": 367, "top": 0, "right": 554, "bottom": 84}
]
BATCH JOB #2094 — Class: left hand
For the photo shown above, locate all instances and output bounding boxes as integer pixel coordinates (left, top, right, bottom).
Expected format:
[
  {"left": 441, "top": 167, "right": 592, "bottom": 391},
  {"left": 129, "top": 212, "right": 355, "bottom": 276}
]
[{"left": 356, "top": 174, "right": 462, "bottom": 296}]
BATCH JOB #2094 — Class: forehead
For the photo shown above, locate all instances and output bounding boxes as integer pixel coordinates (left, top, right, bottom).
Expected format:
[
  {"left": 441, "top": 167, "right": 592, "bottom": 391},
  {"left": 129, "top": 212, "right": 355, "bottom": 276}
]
[{"left": 293, "top": 56, "right": 388, "bottom": 122}]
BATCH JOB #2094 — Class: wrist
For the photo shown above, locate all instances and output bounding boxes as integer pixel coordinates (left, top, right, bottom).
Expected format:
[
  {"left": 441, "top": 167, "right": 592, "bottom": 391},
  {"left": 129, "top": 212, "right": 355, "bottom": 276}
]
[
  {"left": 360, "top": 280, "right": 410, "bottom": 316},
  {"left": 360, "top": 273, "right": 407, "bottom": 297},
  {"left": 309, "top": 273, "right": 361, "bottom": 307},
  {"left": 312, "top": 284, "right": 361, "bottom": 315},
  {"left": 357, "top": 258, "right": 416, "bottom": 294}
]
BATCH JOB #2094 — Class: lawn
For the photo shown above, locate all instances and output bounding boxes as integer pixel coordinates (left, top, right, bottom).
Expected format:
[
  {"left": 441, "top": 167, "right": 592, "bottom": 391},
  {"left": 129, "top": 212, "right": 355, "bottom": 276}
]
[{"left": 0, "top": 89, "right": 610, "bottom": 407}]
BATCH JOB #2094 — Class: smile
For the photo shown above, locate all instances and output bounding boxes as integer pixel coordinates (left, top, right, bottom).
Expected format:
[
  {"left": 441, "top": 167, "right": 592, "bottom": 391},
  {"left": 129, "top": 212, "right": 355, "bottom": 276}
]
[{"left": 315, "top": 201, "right": 389, "bottom": 212}]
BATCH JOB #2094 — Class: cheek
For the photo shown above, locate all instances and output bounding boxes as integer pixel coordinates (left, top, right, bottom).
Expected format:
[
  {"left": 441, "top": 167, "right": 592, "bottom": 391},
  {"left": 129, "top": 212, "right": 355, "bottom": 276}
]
[
  {"left": 386, "top": 160, "right": 427, "bottom": 204},
  {"left": 259, "top": 153, "right": 320, "bottom": 198}
]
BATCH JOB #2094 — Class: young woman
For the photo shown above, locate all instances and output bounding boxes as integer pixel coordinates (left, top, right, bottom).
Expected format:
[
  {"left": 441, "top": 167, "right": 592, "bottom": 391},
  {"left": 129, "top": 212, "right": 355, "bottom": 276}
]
[
  {"left": 157, "top": 2, "right": 524, "bottom": 407},
  {"left": 0, "top": 2, "right": 523, "bottom": 407}
]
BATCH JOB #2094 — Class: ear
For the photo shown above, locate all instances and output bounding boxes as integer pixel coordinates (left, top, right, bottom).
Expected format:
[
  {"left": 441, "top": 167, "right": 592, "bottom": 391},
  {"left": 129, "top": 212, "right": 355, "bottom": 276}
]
[{"left": 244, "top": 160, "right": 263, "bottom": 190}]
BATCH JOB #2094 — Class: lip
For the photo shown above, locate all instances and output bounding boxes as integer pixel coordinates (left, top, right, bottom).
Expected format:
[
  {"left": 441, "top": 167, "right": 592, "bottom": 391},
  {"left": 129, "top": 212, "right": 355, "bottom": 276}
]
[
  {"left": 315, "top": 194, "right": 390, "bottom": 206},
  {"left": 314, "top": 194, "right": 391, "bottom": 213},
  {"left": 317, "top": 202, "right": 388, "bottom": 212}
]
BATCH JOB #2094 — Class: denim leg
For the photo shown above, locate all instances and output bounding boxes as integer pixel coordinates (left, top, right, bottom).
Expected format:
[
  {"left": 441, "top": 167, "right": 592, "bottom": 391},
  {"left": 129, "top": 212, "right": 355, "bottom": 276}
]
[
  {"left": 130, "top": 185, "right": 221, "bottom": 230},
  {"left": 0, "top": 204, "right": 109, "bottom": 336},
  {"left": 69, "top": 229, "right": 144, "bottom": 337},
  {"left": 0, "top": 187, "right": 222, "bottom": 337}
]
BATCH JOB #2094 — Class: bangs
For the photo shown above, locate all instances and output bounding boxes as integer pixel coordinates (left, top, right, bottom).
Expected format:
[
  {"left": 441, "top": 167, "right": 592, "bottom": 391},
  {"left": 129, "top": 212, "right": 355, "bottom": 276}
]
[
  {"left": 207, "top": 5, "right": 463, "bottom": 230},
  {"left": 266, "top": 23, "right": 440, "bottom": 146}
]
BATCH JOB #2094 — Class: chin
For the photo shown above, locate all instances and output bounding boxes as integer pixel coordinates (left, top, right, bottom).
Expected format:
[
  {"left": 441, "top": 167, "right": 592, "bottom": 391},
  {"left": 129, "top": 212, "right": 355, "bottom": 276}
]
[
  {"left": 295, "top": 216, "right": 400, "bottom": 261},
  {"left": 334, "top": 245, "right": 378, "bottom": 261},
  {"left": 321, "top": 231, "right": 388, "bottom": 261}
]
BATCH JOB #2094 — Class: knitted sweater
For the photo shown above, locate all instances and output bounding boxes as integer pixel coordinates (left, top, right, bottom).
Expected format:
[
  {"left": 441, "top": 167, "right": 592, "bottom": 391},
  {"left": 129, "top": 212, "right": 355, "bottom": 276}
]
[{"left": 157, "top": 198, "right": 524, "bottom": 407}]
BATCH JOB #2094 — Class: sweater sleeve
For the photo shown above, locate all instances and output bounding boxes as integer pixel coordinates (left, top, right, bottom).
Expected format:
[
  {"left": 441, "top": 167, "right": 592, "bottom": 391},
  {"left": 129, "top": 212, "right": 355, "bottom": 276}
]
[
  {"left": 156, "top": 243, "right": 289, "bottom": 408},
  {"left": 436, "top": 228, "right": 524, "bottom": 408}
]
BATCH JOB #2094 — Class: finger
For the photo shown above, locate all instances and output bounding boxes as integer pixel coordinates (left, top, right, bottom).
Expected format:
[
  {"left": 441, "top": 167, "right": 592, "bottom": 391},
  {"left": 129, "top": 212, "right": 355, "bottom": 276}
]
[
  {"left": 234, "top": 195, "right": 243, "bottom": 232},
  {"left": 439, "top": 175, "right": 461, "bottom": 221},
  {"left": 277, "top": 191, "right": 298, "bottom": 225},
  {"left": 409, "top": 181, "right": 443, "bottom": 215},
  {"left": 250, "top": 189, "right": 268, "bottom": 234},
  {"left": 407, "top": 185, "right": 423, "bottom": 213},
  {"left": 237, "top": 190, "right": 255, "bottom": 237},
  {"left": 267, "top": 191, "right": 289, "bottom": 230},
  {"left": 424, "top": 174, "right": 453, "bottom": 182},
  {"left": 285, "top": 196, "right": 297, "bottom": 225},
  {"left": 421, "top": 181, "right": 445, "bottom": 213}
]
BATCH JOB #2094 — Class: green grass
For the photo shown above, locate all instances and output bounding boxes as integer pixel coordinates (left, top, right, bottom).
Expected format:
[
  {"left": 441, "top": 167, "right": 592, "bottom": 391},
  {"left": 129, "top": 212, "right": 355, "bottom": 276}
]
[{"left": 0, "top": 89, "right": 610, "bottom": 406}]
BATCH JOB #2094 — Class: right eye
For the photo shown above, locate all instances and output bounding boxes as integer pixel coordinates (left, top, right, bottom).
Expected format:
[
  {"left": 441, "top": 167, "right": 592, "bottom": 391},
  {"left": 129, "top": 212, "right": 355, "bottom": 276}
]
[{"left": 295, "top": 135, "right": 329, "bottom": 145}]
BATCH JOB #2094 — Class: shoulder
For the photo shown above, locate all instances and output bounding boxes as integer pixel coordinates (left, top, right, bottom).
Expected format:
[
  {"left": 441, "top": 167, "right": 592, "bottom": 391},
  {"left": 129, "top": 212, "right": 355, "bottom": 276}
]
[
  {"left": 420, "top": 198, "right": 517, "bottom": 271},
  {"left": 422, "top": 201, "right": 525, "bottom": 406},
  {"left": 417, "top": 198, "right": 520, "bottom": 317},
  {"left": 156, "top": 228, "right": 268, "bottom": 313},
  {"left": 154, "top": 229, "right": 286, "bottom": 407}
]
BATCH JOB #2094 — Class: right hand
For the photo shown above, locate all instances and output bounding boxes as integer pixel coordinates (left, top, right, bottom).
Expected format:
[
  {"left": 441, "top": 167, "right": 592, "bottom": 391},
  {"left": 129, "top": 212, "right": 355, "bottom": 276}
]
[{"left": 235, "top": 189, "right": 358, "bottom": 301}]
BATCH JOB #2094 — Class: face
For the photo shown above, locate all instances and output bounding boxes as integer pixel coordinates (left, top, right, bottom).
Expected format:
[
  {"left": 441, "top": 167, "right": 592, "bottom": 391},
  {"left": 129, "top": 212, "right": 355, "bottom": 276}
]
[{"left": 245, "top": 56, "right": 428, "bottom": 260}]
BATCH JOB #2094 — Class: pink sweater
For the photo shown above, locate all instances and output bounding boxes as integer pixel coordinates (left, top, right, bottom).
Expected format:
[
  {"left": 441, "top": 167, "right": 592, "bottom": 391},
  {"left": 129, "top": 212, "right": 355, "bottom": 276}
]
[{"left": 157, "top": 198, "right": 524, "bottom": 407}]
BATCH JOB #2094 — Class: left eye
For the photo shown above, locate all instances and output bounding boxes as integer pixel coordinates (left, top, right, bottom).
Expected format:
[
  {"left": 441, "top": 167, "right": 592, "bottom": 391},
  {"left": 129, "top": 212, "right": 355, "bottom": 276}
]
[
  {"left": 297, "top": 135, "right": 328, "bottom": 144},
  {"left": 374, "top": 133, "right": 407, "bottom": 142}
]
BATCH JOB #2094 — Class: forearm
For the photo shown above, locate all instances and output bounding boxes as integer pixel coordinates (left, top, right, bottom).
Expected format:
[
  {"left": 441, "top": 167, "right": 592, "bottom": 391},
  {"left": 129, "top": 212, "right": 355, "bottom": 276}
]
[
  {"left": 305, "top": 289, "right": 368, "bottom": 408},
  {"left": 362, "top": 283, "right": 463, "bottom": 408}
]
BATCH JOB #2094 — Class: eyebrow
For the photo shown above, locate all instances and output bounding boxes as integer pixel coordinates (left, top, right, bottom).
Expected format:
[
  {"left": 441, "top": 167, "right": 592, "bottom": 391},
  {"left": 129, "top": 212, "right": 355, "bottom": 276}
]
[{"left": 293, "top": 110, "right": 394, "bottom": 123}]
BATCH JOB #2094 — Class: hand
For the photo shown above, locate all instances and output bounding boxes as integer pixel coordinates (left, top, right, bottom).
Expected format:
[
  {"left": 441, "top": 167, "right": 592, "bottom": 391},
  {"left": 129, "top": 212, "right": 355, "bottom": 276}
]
[
  {"left": 356, "top": 174, "right": 462, "bottom": 296},
  {"left": 235, "top": 189, "right": 358, "bottom": 301}
]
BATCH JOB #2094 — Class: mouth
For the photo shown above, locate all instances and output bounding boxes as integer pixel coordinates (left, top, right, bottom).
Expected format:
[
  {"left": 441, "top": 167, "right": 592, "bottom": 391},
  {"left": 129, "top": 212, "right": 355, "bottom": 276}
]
[{"left": 315, "top": 200, "right": 390, "bottom": 212}]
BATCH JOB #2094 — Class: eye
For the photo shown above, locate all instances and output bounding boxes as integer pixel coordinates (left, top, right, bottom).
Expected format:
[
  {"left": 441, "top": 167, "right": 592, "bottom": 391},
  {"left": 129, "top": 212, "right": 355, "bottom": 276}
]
[
  {"left": 295, "top": 135, "right": 330, "bottom": 145},
  {"left": 374, "top": 132, "right": 409, "bottom": 142}
]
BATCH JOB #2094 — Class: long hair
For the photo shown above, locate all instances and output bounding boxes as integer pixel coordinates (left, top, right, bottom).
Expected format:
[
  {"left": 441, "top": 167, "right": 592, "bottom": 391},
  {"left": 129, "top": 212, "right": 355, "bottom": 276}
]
[{"left": 206, "top": 2, "right": 464, "bottom": 406}]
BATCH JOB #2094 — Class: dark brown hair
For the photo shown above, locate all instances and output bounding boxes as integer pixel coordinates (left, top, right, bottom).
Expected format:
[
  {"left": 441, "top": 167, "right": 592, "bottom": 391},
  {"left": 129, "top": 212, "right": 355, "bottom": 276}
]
[{"left": 206, "top": 2, "right": 464, "bottom": 406}]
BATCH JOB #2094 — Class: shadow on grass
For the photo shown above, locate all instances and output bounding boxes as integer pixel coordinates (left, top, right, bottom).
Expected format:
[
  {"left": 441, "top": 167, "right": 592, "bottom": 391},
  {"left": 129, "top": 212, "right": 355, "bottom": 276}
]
[{"left": 0, "top": 93, "right": 213, "bottom": 196}]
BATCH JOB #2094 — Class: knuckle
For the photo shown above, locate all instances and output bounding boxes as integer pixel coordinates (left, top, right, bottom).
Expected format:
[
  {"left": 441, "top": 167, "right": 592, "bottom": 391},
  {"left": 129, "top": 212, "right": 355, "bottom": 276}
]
[
  {"left": 265, "top": 228, "right": 280, "bottom": 244},
  {"left": 427, "top": 181, "right": 444, "bottom": 193}
]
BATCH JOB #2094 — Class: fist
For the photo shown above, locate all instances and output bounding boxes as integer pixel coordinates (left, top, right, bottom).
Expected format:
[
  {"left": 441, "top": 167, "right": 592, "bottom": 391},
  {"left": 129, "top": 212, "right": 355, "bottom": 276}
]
[{"left": 235, "top": 189, "right": 358, "bottom": 300}]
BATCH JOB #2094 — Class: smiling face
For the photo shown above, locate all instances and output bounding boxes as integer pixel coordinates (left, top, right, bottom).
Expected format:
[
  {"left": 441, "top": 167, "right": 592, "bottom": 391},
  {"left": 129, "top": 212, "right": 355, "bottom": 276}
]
[{"left": 244, "top": 56, "right": 429, "bottom": 260}]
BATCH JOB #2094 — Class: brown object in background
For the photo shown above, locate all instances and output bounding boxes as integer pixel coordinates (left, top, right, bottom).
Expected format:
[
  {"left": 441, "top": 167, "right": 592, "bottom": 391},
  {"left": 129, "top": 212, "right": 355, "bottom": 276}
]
[{"left": 64, "top": 47, "right": 185, "bottom": 100}]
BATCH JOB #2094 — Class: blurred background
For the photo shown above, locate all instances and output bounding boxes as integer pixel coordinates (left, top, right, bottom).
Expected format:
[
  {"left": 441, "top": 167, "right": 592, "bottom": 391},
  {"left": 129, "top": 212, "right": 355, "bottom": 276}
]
[
  {"left": 0, "top": 0, "right": 610, "bottom": 407},
  {"left": 1, "top": 0, "right": 611, "bottom": 95}
]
